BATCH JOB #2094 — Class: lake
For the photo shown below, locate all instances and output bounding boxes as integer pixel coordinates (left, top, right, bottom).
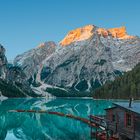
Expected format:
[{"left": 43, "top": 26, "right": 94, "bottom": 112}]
[{"left": 0, "top": 98, "right": 113, "bottom": 140}]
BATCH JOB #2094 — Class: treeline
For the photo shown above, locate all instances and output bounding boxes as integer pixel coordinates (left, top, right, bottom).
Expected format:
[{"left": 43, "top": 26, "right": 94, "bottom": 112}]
[
  {"left": 0, "top": 66, "right": 39, "bottom": 98},
  {"left": 0, "top": 80, "right": 26, "bottom": 97},
  {"left": 46, "top": 87, "right": 90, "bottom": 97},
  {"left": 92, "top": 63, "right": 140, "bottom": 99},
  {"left": 0, "top": 79, "right": 40, "bottom": 98}
]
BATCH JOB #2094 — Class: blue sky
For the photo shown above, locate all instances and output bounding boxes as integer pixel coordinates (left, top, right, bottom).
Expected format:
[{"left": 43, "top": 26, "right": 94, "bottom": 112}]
[{"left": 0, "top": 0, "right": 140, "bottom": 60}]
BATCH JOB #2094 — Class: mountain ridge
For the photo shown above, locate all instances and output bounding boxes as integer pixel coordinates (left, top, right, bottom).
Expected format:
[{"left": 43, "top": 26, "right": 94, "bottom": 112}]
[
  {"left": 0, "top": 44, "right": 39, "bottom": 98},
  {"left": 13, "top": 24, "right": 140, "bottom": 97},
  {"left": 60, "top": 25, "right": 134, "bottom": 47}
]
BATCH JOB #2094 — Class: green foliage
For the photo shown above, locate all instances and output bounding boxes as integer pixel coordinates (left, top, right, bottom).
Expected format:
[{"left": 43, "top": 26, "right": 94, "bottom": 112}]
[
  {"left": 46, "top": 87, "right": 90, "bottom": 97},
  {"left": 46, "top": 87, "right": 68, "bottom": 97},
  {"left": 41, "top": 66, "right": 51, "bottom": 81},
  {"left": 75, "top": 80, "right": 88, "bottom": 91},
  {"left": 94, "top": 59, "right": 107, "bottom": 66},
  {"left": 92, "top": 63, "right": 140, "bottom": 99},
  {"left": 91, "top": 79, "right": 101, "bottom": 90},
  {"left": 28, "top": 73, "right": 41, "bottom": 87},
  {"left": 0, "top": 80, "right": 26, "bottom": 97},
  {"left": 0, "top": 79, "right": 38, "bottom": 98}
]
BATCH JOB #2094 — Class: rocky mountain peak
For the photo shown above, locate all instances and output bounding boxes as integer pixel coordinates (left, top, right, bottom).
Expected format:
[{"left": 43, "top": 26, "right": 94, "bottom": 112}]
[
  {"left": 0, "top": 45, "right": 5, "bottom": 54},
  {"left": 60, "top": 25, "right": 94, "bottom": 46},
  {"left": 60, "top": 25, "right": 134, "bottom": 47},
  {"left": 0, "top": 44, "right": 7, "bottom": 79},
  {"left": 97, "top": 26, "right": 134, "bottom": 39},
  {"left": 38, "top": 41, "right": 56, "bottom": 48}
]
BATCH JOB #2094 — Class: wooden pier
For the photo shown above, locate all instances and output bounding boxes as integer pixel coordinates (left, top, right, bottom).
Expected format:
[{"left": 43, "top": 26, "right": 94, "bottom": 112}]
[{"left": 89, "top": 115, "right": 119, "bottom": 140}]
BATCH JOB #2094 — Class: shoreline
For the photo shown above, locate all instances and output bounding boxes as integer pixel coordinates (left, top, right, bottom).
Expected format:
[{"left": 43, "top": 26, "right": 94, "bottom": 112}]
[{"left": 1, "top": 96, "right": 140, "bottom": 102}]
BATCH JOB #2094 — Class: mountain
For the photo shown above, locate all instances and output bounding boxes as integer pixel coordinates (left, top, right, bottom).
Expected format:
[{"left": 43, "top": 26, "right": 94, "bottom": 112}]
[
  {"left": 0, "top": 45, "right": 7, "bottom": 79},
  {"left": 14, "top": 24, "right": 140, "bottom": 97},
  {"left": 0, "top": 44, "right": 38, "bottom": 98},
  {"left": 92, "top": 63, "right": 140, "bottom": 99},
  {"left": 14, "top": 41, "right": 56, "bottom": 97},
  {"left": 14, "top": 41, "right": 56, "bottom": 80}
]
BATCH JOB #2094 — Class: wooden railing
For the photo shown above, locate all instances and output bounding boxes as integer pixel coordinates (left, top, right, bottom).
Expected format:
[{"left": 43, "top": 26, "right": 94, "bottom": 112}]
[{"left": 89, "top": 115, "right": 107, "bottom": 129}]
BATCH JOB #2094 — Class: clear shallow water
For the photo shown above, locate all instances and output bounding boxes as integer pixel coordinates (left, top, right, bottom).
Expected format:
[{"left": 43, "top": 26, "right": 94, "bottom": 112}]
[{"left": 0, "top": 98, "right": 113, "bottom": 140}]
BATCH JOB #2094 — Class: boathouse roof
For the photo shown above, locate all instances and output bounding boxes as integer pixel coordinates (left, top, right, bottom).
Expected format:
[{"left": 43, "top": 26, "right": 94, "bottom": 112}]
[{"left": 113, "top": 102, "right": 140, "bottom": 115}]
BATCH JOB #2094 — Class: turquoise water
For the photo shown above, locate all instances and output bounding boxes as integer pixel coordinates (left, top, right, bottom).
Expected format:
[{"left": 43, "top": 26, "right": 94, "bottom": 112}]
[{"left": 0, "top": 98, "right": 113, "bottom": 140}]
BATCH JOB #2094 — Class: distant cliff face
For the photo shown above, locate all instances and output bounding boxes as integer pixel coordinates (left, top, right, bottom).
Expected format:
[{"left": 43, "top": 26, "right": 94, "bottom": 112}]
[
  {"left": 14, "top": 41, "right": 56, "bottom": 97},
  {"left": 14, "top": 25, "right": 140, "bottom": 96},
  {"left": 0, "top": 45, "right": 7, "bottom": 79},
  {"left": 0, "top": 45, "right": 39, "bottom": 98},
  {"left": 14, "top": 41, "right": 56, "bottom": 79}
]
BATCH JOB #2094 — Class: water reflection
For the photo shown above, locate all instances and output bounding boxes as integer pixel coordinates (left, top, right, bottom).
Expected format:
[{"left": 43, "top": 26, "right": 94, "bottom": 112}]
[{"left": 0, "top": 98, "right": 112, "bottom": 140}]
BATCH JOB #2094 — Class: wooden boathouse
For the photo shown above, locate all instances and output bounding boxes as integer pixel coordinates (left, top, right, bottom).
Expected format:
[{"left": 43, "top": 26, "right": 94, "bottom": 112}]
[
  {"left": 90, "top": 100, "right": 140, "bottom": 140},
  {"left": 105, "top": 101, "right": 140, "bottom": 140}
]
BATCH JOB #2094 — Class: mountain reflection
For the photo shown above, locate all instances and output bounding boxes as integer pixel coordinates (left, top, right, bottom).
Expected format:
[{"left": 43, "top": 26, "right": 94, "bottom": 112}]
[{"left": 0, "top": 98, "right": 112, "bottom": 140}]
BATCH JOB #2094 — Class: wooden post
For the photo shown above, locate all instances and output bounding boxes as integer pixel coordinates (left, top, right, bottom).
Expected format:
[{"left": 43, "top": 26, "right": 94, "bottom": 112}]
[
  {"left": 95, "top": 126, "right": 97, "bottom": 140},
  {"left": 90, "top": 116, "right": 92, "bottom": 140},
  {"left": 106, "top": 125, "right": 109, "bottom": 140},
  {"left": 133, "top": 114, "right": 135, "bottom": 140}
]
